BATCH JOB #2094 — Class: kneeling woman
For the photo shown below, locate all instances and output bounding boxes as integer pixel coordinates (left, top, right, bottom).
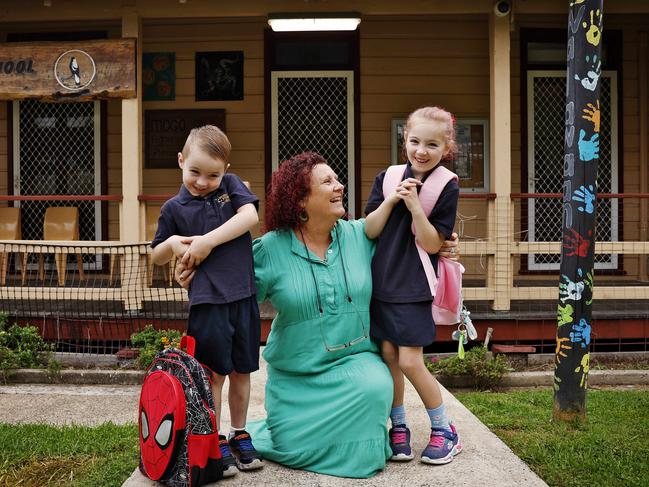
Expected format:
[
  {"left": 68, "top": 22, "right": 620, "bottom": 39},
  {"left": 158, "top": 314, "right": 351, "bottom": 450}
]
[{"left": 249, "top": 152, "right": 392, "bottom": 478}]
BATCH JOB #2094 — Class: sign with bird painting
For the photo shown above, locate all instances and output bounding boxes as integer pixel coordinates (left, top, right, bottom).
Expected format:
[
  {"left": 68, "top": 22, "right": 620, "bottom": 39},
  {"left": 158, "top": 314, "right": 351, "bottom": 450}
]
[{"left": 0, "top": 38, "right": 136, "bottom": 101}]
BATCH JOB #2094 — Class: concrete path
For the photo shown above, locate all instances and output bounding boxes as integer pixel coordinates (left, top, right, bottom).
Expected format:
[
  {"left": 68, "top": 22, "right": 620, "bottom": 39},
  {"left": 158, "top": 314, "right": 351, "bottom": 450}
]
[{"left": 0, "top": 357, "right": 547, "bottom": 487}]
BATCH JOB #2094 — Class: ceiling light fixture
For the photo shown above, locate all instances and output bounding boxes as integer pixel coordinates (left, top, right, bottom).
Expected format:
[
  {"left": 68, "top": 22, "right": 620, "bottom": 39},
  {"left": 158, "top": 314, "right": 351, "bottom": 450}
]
[{"left": 268, "top": 12, "right": 361, "bottom": 32}]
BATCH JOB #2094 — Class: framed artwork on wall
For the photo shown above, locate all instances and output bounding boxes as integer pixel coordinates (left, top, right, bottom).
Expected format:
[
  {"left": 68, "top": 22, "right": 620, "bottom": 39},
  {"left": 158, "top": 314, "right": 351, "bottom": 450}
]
[
  {"left": 391, "top": 117, "right": 490, "bottom": 192},
  {"left": 195, "top": 51, "right": 244, "bottom": 101},
  {"left": 142, "top": 52, "right": 175, "bottom": 101}
]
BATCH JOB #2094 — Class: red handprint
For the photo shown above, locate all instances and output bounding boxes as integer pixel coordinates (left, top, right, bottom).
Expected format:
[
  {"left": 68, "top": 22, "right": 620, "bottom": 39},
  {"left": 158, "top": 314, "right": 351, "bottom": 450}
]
[{"left": 563, "top": 228, "right": 592, "bottom": 257}]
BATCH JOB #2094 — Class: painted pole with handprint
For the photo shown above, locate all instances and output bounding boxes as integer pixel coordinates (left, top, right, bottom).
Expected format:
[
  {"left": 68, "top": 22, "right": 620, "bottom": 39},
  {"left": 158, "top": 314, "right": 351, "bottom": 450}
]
[{"left": 554, "top": 0, "right": 603, "bottom": 421}]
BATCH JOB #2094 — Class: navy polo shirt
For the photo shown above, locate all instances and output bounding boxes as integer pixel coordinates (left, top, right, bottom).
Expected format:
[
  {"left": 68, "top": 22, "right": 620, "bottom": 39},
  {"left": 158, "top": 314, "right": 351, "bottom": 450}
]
[
  {"left": 151, "top": 173, "right": 259, "bottom": 307},
  {"left": 364, "top": 163, "right": 459, "bottom": 303}
]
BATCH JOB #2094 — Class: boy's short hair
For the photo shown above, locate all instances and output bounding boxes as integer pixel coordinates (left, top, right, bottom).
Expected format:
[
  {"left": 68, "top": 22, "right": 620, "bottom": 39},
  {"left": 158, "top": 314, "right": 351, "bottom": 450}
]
[{"left": 182, "top": 125, "right": 231, "bottom": 162}]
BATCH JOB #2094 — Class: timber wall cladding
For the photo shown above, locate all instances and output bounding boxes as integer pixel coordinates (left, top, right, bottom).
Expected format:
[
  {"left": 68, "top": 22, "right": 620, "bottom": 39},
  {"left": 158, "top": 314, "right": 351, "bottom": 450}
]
[
  {"left": 140, "top": 17, "right": 266, "bottom": 237},
  {"left": 360, "top": 15, "right": 490, "bottom": 279}
]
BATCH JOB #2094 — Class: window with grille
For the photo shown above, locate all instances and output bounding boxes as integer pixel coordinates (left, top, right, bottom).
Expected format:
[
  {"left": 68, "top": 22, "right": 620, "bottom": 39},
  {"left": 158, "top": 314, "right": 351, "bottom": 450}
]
[
  {"left": 526, "top": 71, "right": 618, "bottom": 270},
  {"left": 12, "top": 100, "right": 102, "bottom": 269},
  {"left": 271, "top": 71, "right": 355, "bottom": 217}
]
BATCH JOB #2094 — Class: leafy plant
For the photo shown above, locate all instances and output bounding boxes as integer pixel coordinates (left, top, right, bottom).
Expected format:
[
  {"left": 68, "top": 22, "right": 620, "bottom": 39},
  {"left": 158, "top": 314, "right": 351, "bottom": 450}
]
[
  {"left": 130, "top": 325, "right": 182, "bottom": 369},
  {"left": 0, "top": 313, "right": 57, "bottom": 379},
  {"left": 427, "top": 345, "right": 509, "bottom": 390}
]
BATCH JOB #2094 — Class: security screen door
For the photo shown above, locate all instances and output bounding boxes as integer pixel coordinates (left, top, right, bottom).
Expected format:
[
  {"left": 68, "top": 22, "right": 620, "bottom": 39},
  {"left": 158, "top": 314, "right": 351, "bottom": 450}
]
[
  {"left": 527, "top": 71, "right": 618, "bottom": 270},
  {"left": 271, "top": 71, "right": 355, "bottom": 217},
  {"left": 13, "top": 99, "right": 103, "bottom": 269}
]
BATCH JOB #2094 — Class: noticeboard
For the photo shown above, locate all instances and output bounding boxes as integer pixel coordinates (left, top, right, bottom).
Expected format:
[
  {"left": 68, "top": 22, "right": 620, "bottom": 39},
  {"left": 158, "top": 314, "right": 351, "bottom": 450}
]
[{"left": 145, "top": 109, "right": 226, "bottom": 169}]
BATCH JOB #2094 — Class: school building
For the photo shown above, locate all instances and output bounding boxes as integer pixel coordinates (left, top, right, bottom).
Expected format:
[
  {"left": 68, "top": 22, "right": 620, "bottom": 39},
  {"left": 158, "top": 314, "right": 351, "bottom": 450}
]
[{"left": 0, "top": 0, "right": 647, "bottom": 352}]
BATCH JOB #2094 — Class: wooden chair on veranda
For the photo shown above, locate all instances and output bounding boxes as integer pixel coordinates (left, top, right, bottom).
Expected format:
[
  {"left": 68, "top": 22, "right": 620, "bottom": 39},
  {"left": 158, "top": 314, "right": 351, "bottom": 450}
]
[
  {"left": 0, "top": 207, "right": 27, "bottom": 285},
  {"left": 38, "top": 207, "right": 85, "bottom": 286}
]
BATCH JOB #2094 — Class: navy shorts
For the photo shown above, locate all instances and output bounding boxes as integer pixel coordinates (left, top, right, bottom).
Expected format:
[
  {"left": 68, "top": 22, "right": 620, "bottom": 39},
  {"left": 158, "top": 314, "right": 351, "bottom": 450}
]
[
  {"left": 370, "top": 299, "right": 436, "bottom": 347},
  {"left": 187, "top": 297, "right": 260, "bottom": 376}
]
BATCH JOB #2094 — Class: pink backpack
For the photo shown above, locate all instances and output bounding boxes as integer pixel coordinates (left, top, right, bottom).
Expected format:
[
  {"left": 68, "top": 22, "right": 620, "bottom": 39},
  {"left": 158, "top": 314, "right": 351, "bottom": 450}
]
[{"left": 382, "top": 164, "right": 464, "bottom": 325}]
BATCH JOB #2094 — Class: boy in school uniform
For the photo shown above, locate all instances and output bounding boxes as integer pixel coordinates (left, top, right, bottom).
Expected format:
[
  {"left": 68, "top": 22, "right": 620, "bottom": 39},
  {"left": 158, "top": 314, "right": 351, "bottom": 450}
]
[{"left": 151, "top": 125, "right": 263, "bottom": 476}]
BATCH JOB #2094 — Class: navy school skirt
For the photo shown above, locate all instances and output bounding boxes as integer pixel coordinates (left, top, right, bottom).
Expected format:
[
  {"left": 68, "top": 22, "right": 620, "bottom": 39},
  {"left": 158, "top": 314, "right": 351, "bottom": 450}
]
[{"left": 370, "top": 299, "right": 436, "bottom": 347}]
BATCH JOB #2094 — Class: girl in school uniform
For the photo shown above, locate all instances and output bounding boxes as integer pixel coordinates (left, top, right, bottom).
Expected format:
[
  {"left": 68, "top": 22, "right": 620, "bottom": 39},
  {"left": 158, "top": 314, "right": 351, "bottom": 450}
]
[{"left": 364, "top": 106, "right": 462, "bottom": 465}]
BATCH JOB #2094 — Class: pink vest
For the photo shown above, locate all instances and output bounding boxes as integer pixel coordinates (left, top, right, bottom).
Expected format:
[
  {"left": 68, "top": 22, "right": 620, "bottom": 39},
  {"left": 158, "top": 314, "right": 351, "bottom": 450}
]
[{"left": 382, "top": 164, "right": 464, "bottom": 325}]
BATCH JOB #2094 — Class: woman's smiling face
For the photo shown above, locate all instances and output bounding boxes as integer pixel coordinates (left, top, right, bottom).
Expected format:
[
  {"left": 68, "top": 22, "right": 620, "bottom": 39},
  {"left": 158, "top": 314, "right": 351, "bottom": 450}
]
[{"left": 302, "top": 164, "right": 345, "bottom": 222}]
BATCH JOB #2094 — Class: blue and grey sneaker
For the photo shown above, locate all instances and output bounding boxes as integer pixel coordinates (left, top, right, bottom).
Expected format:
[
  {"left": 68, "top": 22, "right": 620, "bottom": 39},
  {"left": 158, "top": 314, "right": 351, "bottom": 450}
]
[
  {"left": 388, "top": 424, "right": 415, "bottom": 461},
  {"left": 421, "top": 423, "right": 463, "bottom": 465},
  {"left": 228, "top": 430, "right": 264, "bottom": 470},
  {"left": 218, "top": 435, "right": 239, "bottom": 477}
]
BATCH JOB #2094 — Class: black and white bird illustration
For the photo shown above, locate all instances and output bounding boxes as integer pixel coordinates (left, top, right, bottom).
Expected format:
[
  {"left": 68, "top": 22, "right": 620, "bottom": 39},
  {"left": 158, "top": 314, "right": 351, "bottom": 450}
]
[{"left": 69, "top": 57, "right": 81, "bottom": 86}]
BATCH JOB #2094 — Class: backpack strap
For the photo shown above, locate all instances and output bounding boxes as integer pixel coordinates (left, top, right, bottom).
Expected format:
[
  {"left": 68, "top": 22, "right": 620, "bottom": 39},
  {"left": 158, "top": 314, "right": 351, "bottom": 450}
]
[{"left": 381, "top": 164, "right": 458, "bottom": 298}]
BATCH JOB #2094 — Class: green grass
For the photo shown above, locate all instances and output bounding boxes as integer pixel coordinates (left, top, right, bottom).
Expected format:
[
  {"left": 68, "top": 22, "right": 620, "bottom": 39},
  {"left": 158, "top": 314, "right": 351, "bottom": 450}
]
[
  {"left": 456, "top": 390, "right": 649, "bottom": 487},
  {"left": 0, "top": 423, "right": 138, "bottom": 487},
  {"left": 2, "top": 391, "right": 648, "bottom": 486}
]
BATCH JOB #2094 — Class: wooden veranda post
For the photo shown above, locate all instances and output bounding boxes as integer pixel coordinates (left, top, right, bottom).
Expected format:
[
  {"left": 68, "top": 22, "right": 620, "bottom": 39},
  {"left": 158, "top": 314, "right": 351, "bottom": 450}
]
[{"left": 553, "top": 0, "right": 603, "bottom": 421}]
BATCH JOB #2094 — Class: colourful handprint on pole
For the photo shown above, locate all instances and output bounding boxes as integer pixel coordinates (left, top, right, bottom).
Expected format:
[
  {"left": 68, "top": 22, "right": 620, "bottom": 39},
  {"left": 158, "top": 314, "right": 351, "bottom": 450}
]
[
  {"left": 556, "top": 335, "right": 571, "bottom": 364},
  {"left": 582, "top": 9, "right": 602, "bottom": 47},
  {"left": 572, "top": 185, "right": 596, "bottom": 213},
  {"left": 559, "top": 274, "right": 585, "bottom": 303},
  {"left": 570, "top": 318, "right": 591, "bottom": 348},
  {"left": 563, "top": 228, "right": 592, "bottom": 257},
  {"left": 574, "top": 55, "right": 601, "bottom": 91},
  {"left": 583, "top": 269, "right": 594, "bottom": 305},
  {"left": 582, "top": 100, "right": 600, "bottom": 132},
  {"left": 575, "top": 353, "right": 590, "bottom": 388},
  {"left": 578, "top": 129, "right": 599, "bottom": 161},
  {"left": 557, "top": 303, "right": 574, "bottom": 326}
]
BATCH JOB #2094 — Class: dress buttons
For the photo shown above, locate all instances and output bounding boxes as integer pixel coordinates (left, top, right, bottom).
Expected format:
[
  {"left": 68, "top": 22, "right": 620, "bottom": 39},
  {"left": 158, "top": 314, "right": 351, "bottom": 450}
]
[{"left": 328, "top": 249, "right": 333, "bottom": 254}]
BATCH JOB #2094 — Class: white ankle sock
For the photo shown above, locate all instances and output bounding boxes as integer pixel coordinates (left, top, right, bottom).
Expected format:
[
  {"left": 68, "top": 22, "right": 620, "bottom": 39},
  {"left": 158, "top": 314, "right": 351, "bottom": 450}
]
[{"left": 228, "top": 426, "right": 246, "bottom": 440}]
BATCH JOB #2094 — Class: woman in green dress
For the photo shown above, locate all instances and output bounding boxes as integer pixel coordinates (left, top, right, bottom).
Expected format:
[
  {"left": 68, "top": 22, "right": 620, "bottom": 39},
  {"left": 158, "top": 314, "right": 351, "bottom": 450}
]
[
  {"left": 247, "top": 152, "right": 393, "bottom": 478},
  {"left": 175, "top": 152, "right": 460, "bottom": 478}
]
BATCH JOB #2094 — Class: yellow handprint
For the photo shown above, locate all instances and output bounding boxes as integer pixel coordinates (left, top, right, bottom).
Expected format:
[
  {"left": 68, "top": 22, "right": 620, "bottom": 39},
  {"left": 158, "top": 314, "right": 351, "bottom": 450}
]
[
  {"left": 556, "top": 335, "right": 571, "bottom": 363},
  {"left": 570, "top": 0, "right": 585, "bottom": 6},
  {"left": 582, "top": 100, "right": 600, "bottom": 132},
  {"left": 574, "top": 352, "right": 590, "bottom": 388},
  {"left": 583, "top": 9, "right": 602, "bottom": 47}
]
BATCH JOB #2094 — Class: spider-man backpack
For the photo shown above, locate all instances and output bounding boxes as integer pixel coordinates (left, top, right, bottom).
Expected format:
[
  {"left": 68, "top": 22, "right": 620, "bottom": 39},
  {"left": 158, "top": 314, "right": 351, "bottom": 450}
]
[{"left": 139, "top": 335, "right": 223, "bottom": 486}]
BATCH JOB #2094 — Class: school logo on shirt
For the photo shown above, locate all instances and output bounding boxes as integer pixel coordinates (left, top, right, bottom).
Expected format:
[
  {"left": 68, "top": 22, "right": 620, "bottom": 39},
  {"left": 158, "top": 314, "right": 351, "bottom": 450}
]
[{"left": 215, "top": 193, "right": 230, "bottom": 207}]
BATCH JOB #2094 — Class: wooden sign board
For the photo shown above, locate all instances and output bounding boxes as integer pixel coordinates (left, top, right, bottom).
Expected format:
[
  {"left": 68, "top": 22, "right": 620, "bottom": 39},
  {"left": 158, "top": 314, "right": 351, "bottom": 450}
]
[
  {"left": 145, "top": 109, "right": 226, "bottom": 169},
  {"left": 0, "top": 38, "right": 136, "bottom": 101}
]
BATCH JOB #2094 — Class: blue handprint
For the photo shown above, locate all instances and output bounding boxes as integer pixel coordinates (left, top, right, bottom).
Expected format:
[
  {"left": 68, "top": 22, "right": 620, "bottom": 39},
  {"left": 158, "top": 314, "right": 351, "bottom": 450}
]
[
  {"left": 572, "top": 185, "right": 596, "bottom": 213},
  {"left": 570, "top": 318, "right": 591, "bottom": 348},
  {"left": 578, "top": 129, "right": 599, "bottom": 161}
]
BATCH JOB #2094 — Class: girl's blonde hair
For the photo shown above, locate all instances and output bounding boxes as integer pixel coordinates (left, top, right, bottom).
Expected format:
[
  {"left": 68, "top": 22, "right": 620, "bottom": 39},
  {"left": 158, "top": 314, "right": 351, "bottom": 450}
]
[{"left": 405, "top": 106, "right": 458, "bottom": 161}]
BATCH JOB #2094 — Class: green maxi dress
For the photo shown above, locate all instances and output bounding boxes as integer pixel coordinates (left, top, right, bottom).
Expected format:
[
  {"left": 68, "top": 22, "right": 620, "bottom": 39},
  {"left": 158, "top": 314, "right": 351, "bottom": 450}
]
[{"left": 248, "top": 219, "right": 393, "bottom": 478}]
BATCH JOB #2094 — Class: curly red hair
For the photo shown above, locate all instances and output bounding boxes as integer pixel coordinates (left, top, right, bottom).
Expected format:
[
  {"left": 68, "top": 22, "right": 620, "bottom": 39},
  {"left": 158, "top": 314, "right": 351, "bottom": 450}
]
[{"left": 265, "top": 152, "right": 326, "bottom": 231}]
